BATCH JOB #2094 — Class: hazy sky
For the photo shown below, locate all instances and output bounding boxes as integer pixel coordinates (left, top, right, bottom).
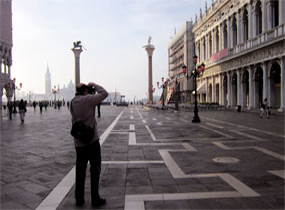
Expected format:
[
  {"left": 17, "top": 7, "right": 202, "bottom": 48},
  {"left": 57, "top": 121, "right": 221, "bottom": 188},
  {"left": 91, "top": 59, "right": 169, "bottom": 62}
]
[{"left": 12, "top": 0, "right": 211, "bottom": 100}]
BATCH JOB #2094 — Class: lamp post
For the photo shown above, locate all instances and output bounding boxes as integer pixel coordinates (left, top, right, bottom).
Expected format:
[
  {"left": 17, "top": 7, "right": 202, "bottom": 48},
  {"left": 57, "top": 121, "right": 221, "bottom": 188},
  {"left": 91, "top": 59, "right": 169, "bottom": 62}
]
[
  {"left": 52, "top": 86, "right": 59, "bottom": 109},
  {"left": 12, "top": 78, "right": 22, "bottom": 113},
  {"left": 192, "top": 56, "right": 205, "bottom": 123}
]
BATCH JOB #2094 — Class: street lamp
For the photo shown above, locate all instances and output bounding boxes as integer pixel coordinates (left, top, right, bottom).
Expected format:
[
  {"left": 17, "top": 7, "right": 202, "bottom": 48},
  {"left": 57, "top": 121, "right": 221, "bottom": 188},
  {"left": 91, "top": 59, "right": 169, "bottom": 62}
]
[
  {"left": 52, "top": 86, "right": 59, "bottom": 109},
  {"left": 192, "top": 55, "right": 205, "bottom": 123},
  {"left": 12, "top": 78, "right": 22, "bottom": 113}
]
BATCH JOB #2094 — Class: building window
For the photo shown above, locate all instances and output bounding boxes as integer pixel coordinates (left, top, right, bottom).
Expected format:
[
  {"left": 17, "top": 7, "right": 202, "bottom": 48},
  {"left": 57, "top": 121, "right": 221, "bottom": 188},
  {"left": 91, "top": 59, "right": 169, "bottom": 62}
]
[
  {"left": 209, "top": 33, "right": 212, "bottom": 57},
  {"left": 232, "top": 16, "right": 237, "bottom": 46}
]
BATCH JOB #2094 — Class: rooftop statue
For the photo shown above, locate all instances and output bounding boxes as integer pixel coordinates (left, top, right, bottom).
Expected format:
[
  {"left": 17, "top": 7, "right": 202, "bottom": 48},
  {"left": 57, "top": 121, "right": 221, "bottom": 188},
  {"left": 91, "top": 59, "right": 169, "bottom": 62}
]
[
  {"left": 148, "top": 36, "right": 152, "bottom": 45},
  {"left": 73, "top": 41, "right": 82, "bottom": 49}
]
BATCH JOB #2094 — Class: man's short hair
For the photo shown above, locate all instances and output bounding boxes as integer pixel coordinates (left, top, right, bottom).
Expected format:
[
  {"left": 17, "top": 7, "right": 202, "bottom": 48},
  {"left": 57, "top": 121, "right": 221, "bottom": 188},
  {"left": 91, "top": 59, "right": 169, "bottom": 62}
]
[{"left": 76, "top": 83, "right": 88, "bottom": 95}]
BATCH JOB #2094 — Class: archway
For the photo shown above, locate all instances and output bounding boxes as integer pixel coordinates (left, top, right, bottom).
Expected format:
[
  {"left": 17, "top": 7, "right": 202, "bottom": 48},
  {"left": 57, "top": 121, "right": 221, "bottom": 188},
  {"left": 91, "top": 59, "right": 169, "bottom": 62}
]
[
  {"left": 269, "top": 62, "right": 281, "bottom": 108},
  {"left": 208, "top": 84, "right": 213, "bottom": 102},
  {"left": 241, "top": 70, "right": 249, "bottom": 108},
  {"left": 231, "top": 72, "right": 237, "bottom": 107},
  {"left": 254, "top": 67, "right": 263, "bottom": 108},
  {"left": 215, "top": 84, "right": 219, "bottom": 103}
]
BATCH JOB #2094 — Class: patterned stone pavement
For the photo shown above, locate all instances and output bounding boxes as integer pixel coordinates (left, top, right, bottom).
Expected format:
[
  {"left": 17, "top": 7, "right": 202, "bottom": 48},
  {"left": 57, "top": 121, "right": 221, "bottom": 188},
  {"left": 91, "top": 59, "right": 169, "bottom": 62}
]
[{"left": 1, "top": 105, "right": 284, "bottom": 210}]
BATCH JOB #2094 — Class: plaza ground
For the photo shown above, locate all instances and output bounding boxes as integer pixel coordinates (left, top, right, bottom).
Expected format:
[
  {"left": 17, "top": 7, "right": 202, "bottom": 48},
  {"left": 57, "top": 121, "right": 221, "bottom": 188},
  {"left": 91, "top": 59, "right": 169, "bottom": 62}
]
[{"left": 1, "top": 105, "right": 284, "bottom": 210}]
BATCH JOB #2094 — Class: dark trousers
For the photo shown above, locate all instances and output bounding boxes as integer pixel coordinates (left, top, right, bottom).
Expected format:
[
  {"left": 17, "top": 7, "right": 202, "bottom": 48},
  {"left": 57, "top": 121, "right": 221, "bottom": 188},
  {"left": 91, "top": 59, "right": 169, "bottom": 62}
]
[
  {"left": 75, "top": 141, "right": 101, "bottom": 202},
  {"left": 97, "top": 103, "right": 101, "bottom": 117}
]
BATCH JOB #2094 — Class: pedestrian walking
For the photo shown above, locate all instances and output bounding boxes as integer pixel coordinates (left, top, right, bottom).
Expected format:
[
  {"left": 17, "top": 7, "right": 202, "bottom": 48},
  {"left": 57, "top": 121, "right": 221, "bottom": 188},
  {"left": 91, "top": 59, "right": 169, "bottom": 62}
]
[
  {"left": 260, "top": 98, "right": 269, "bottom": 118},
  {"left": 97, "top": 102, "right": 101, "bottom": 118},
  {"left": 39, "top": 101, "right": 43, "bottom": 114},
  {"left": 32, "top": 101, "right": 37, "bottom": 111},
  {"left": 70, "top": 82, "right": 108, "bottom": 207},
  {"left": 18, "top": 99, "right": 27, "bottom": 123}
]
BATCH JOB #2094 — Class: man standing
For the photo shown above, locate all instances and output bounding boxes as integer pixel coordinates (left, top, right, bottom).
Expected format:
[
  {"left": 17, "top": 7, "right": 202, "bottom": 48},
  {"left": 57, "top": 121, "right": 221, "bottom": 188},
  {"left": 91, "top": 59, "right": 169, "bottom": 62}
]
[{"left": 70, "top": 82, "right": 108, "bottom": 207}]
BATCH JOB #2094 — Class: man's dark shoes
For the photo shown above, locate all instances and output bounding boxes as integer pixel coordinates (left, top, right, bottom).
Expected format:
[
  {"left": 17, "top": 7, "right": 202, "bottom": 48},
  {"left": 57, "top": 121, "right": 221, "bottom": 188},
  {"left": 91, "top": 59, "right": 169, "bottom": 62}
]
[
  {"left": 76, "top": 199, "right": 85, "bottom": 207},
  {"left": 92, "top": 197, "right": 106, "bottom": 207}
]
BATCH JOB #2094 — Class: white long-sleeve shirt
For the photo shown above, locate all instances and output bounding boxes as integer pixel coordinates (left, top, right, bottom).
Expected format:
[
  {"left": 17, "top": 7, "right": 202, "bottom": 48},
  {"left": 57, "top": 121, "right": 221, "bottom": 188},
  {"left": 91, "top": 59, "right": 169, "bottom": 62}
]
[{"left": 70, "top": 84, "right": 108, "bottom": 147}]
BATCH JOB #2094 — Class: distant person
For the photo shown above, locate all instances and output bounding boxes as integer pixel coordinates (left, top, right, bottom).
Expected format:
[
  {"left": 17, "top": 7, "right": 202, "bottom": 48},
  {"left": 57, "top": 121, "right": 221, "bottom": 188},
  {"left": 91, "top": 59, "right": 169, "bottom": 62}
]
[
  {"left": 18, "top": 99, "right": 27, "bottom": 123},
  {"left": 39, "top": 101, "right": 43, "bottom": 114},
  {"left": 32, "top": 101, "right": 37, "bottom": 111},
  {"left": 67, "top": 101, "right": 70, "bottom": 109},
  {"left": 70, "top": 82, "right": 108, "bottom": 207},
  {"left": 260, "top": 98, "right": 269, "bottom": 119},
  {"left": 97, "top": 102, "right": 101, "bottom": 118}
]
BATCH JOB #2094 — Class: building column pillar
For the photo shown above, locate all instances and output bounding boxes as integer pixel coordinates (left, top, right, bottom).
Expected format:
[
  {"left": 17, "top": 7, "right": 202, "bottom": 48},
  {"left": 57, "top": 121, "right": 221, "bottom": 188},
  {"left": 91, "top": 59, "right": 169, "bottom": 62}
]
[
  {"left": 206, "top": 77, "right": 209, "bottom": 102},
  {"left": 280, "top": 56, "right": 285, "bottom": 110},
  {"left": 248, "top": 2, "right": 253, "bottom": 39},
  {"left": 206, "top": 34, "right": 209, "bottom": 60},
  {"left": 280, "top": 0, "right": 285, "bottom": 24},
  {"left": 227, "top": 18, "right": 231, "bottom": 48},
  {"left": 252, "top": 10, "right": 257, "bottom": 38},
  {"left": 240, "top": 16, "right": 245, "bottom": 43},
  {"left": 144, "top": 44, "right": 155, "bottom": 103},
  {"left": 219, "top": 24, "right": 223, "bottom": 51},
  {"left": 71, "top": 45, "right": 83, "bottom": 87},
  {"left": 263, "top": 62, "right": 268, "bottom": 101},
  {"left": 219, "top": 73, "right": 223, "bottom": 105},
  {"left": 249, "top": 66, "right": 254, "bottom": 109},
  {"left": 262, "top": 0, "right": 268, "bottom": 33},
  {"left": 212, "top": 76, "right": 215, "bottom": 102},
  {"left": 267, "top": 1, "right": 273, "bottom": 30},
  {"left": 237, "top": 69, "right": 241, "bottom": 106},
  {"left": 237, "top": 11, "right": 241, "bottom": 45},
  {"left": 227, "top": 71, "right": 231, "bottom": 107}
]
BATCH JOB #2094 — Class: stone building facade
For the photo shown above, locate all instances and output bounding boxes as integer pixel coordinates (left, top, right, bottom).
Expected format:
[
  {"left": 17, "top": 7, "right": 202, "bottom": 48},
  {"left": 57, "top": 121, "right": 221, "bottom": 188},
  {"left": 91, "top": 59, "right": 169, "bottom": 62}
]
[
  {"left": 193, "top": 0, "right": 285, "bottom": 110},
  {"left": 0, "top": 0, "right": 13, "bottom": 125},
  {"left": 168, "top": 21, "right": 195, "bottom": 103}
]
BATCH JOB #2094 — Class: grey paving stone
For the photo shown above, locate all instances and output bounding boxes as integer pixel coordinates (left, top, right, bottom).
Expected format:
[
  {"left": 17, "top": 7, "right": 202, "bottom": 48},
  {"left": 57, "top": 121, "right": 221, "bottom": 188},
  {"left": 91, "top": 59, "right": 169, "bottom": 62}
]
[
  {"left": 146, "top": 200, "right": 190, "bottom": 210},
  {"left": 126, "top": 186, "right": 153, "bottom": 194}
]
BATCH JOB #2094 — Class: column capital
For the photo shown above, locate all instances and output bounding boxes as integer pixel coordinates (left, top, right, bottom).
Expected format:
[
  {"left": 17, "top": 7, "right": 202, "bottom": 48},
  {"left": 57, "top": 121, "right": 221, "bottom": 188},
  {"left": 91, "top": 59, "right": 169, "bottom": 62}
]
[{"left": 71, "top": 47, "right": 83, "bottom": 57}]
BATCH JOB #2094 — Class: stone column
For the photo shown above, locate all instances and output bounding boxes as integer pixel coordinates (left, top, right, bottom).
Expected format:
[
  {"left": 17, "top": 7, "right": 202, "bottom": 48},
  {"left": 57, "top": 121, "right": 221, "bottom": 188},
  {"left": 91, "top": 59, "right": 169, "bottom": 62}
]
[
  {"left": 252, "top": 9, "right": 257, "bottom": 38},
  {"left": 227, "top": 71, "right": 231, "bottom": 107},
  {"left": 237, "top": 69, "right": 241, "bottom": 106},
  {"left": 227, "top": 18, "right": 231, "bottom": 48},
  {"left": 263, "top": 62, "right": 268, "bottom": 101},
  {"left": 206, "top": 77, "right": 209, "bottom": 102},
  {"left": 144, "top": 44, "right": 155, "bottom": 103},
  {"left": 248, "top": 3, "right": 253, "bottom": 39},
  {"left": 268, "top": 1, "right": 273, "bottom": 30},
  {"left": 212, "top": 76, "right": 215, "bottom": 102},
  {"left": 262, "top": 0, "right": 268, "bottom": 33},
  {"left": 249, "top": 66, "right": 254, "bottom": 109},
  {"left": 281, "top": 56, "right": 285, "bottom": 110},
  {"left": 280, "top": 0, "right": 285, "bottom": 24},
  {"left": 240, "top": 16, "right": 245, "bottom": 43},
  {"left": 219, "top": 24, "right": 223, "bottom": 51},
  {"left": 71, "top": 45, "right": 83, "bottom": 88},
  {"left": 237, "top": 10, "right": 241, "bottom": 45},
  {"left": 219, "top": 74, "right": 223, "bottom": 105}
]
